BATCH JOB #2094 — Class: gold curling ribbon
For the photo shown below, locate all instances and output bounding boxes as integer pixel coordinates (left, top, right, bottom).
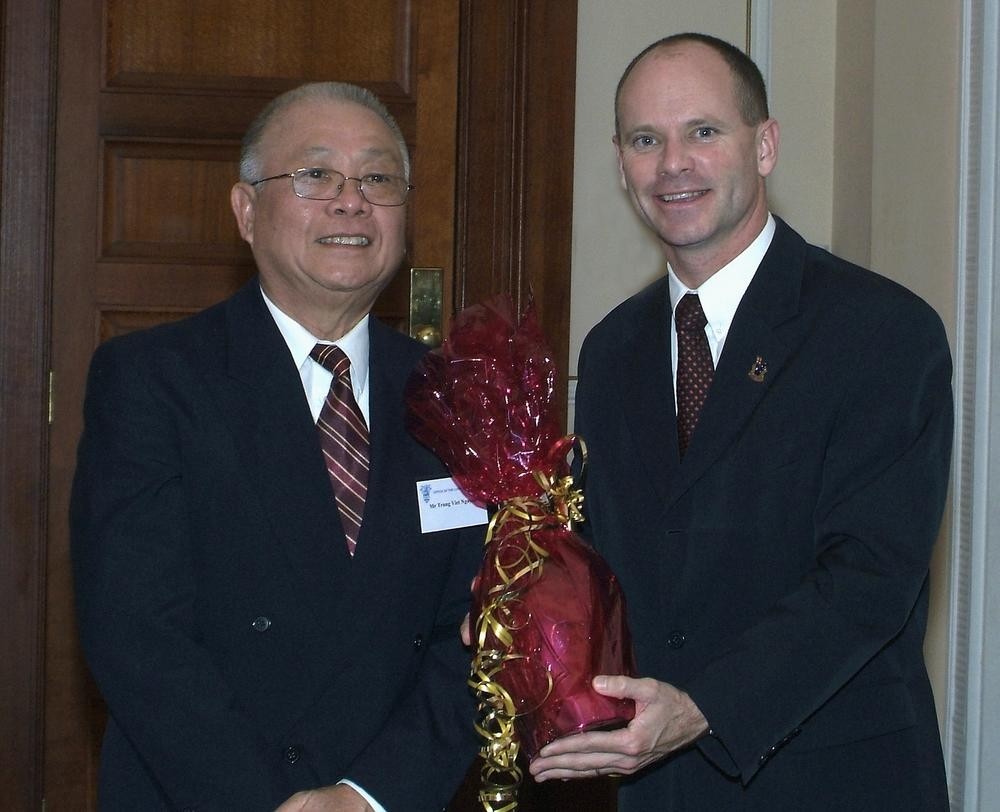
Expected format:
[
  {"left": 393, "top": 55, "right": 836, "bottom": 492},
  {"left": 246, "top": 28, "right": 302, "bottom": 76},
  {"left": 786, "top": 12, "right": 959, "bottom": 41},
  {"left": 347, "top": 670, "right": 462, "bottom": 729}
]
[{"left": 469, "top": 436, "right": 586, "bottom": 812}]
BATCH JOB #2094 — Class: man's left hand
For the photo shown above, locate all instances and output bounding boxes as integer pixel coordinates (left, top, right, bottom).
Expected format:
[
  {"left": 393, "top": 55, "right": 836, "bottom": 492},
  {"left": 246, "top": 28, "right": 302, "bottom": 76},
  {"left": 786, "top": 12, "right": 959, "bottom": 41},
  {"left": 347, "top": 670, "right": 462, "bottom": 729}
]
[
  {"left": 528, "top": 675, "right": 709, "bottom": 782},
  {"left": 274, "top": 784, "right": 374, "bottom": 812}
]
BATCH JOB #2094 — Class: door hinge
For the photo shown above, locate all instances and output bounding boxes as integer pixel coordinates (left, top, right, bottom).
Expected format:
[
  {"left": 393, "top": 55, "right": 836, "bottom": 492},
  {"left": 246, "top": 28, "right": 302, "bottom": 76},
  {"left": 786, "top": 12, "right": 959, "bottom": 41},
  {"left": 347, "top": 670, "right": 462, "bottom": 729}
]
[{"left": 48, "top": 370, "right": 54, "bottom": 425}]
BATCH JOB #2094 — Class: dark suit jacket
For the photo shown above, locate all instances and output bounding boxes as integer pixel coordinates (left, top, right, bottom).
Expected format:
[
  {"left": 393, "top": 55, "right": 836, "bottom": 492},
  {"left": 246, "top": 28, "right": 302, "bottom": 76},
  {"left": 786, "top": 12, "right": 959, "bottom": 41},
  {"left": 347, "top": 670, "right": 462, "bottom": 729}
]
[
  {"left": 71, "top": 281, "right": 481, "bottom": 811},
  {"left": 574, "top": 218, "right": 952, "bottom": 811}
]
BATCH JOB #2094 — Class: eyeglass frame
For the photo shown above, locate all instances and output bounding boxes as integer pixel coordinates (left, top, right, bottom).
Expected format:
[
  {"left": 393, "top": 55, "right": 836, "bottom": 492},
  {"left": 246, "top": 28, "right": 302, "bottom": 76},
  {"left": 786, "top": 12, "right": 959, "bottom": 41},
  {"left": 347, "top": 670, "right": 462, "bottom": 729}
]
[{"left": 249, "top": 167, "right": 414, "bottom": 207}]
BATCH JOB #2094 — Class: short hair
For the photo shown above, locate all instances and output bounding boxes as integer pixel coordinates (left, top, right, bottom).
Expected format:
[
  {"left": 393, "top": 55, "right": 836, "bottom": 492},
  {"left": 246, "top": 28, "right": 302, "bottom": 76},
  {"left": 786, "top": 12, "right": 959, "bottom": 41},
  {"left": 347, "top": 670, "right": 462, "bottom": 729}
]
[
  {"left": 614, "top": 33, "right": 770, "bottom": 137},
  {"left": 239, "top": 81, "right": 411, "bottom": 183}
]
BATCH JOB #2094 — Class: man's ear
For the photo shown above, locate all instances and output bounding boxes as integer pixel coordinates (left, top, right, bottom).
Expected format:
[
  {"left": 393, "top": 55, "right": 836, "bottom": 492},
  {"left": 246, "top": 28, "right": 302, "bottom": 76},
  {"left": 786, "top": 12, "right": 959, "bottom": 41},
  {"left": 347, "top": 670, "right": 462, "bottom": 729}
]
[
  {"left": 613, "top": 134, "right": 628, "bottom": 191},
  {"left": 230, "top": 182, "right": 257, "bottom": 244},
  {"left": 756, "top": 118, "right": 780, "bottom": 178}
]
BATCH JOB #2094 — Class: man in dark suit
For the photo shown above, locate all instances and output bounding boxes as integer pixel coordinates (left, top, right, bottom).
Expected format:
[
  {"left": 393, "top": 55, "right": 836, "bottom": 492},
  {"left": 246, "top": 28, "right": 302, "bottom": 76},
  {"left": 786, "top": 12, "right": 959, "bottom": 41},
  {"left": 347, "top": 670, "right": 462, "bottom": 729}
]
[
  {"left": 529, "top": 33, "right": 952, "bottom": 810},
  {"left": 71, "top": 82, "right": 480, "bottom": 811}
]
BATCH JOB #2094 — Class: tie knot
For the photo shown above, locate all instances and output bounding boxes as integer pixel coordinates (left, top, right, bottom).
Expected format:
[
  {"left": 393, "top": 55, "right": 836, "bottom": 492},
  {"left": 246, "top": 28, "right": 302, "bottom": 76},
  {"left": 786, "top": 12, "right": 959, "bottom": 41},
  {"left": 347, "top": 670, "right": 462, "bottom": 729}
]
[
  {"left": 310, "top": 343, "right": 351, "bottom": 379},
  {"left": 675, "top": 293, "right": 708, "bottom": 333}
]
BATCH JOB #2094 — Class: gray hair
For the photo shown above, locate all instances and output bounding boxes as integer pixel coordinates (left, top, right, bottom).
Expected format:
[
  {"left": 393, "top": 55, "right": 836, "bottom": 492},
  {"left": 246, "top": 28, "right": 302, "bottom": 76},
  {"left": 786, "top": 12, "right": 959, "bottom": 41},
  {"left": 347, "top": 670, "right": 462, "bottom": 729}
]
[{"left": 239, "top": 81, "right": 411, "bottom": 182}]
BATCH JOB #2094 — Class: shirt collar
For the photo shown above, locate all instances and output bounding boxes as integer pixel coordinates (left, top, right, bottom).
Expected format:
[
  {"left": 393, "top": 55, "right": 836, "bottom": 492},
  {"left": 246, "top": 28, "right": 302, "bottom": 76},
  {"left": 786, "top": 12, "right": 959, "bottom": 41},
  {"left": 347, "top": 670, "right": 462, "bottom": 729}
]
[
  {"left": 668, "top": 213, "right": 775, "bottom": 342},
  {"left": 260, "top": 287, "right": 370, "bottom": 399}
]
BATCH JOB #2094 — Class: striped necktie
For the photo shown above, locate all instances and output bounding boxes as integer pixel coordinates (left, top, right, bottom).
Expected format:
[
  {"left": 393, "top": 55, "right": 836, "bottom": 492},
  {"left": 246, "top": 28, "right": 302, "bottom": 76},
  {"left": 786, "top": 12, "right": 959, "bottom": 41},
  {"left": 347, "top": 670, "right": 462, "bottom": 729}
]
[{"left": 310, "top": 344, "right": 369, "bottom": 555}]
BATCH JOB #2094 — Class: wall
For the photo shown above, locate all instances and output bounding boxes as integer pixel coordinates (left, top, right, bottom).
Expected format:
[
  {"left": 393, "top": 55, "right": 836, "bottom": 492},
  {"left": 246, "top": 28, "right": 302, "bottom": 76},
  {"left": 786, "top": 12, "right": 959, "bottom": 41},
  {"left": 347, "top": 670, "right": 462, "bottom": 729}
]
[
  {"left": 768, "top": 2, "right": 838, "bottom": 248},
  {"left": 571, "top": 0, "right": 960, "bottom": 743},
  {"left": 832, "top": 0, "right": 875, "bottom": 268}
]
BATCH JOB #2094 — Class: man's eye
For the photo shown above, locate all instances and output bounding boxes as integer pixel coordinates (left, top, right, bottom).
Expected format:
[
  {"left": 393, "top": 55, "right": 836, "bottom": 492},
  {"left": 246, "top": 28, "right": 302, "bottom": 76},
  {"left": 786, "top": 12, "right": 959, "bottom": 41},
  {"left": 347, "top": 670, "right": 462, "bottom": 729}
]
[
  {"left": 303, "top": 168, "right": 332, "bottom": 181},
  {"left": 363, "top": 173, "right": 391, "bottom": 185},
  {"left": 695, "top": 127, "right": 716, "bottom": 138},
  {"left": 632, "top": 135, "right": 656, "bottom": 148}
]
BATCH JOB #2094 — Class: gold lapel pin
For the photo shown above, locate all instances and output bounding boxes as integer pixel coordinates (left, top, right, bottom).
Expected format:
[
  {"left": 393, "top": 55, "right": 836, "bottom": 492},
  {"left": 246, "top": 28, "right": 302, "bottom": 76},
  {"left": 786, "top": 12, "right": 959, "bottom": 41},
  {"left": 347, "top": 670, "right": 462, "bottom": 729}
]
[{"left": 748, "top": 355, "right": 768, "bottom": 383}]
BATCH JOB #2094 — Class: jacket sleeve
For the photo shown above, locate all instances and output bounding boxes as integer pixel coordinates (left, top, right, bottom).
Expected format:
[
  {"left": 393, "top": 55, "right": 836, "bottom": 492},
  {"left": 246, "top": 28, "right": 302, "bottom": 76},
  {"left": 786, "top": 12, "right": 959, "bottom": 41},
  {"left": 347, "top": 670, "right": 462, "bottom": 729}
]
[{"left": 684, "top": 297, "right": 953, "bottom": 783}]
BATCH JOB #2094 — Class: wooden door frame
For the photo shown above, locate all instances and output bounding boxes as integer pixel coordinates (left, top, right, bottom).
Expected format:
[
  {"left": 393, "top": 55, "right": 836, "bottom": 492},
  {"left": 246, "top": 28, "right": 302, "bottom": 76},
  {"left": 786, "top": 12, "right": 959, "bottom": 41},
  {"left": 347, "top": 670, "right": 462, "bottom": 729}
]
[
  {"left": 0, "top": 0, "right": 577, "bottom": 806},
  {"left": 0, "top": 0, "right": 57, "bottom": 809},
  {"left": 456, "top": 0, "right": 577, "bottom": 421}
]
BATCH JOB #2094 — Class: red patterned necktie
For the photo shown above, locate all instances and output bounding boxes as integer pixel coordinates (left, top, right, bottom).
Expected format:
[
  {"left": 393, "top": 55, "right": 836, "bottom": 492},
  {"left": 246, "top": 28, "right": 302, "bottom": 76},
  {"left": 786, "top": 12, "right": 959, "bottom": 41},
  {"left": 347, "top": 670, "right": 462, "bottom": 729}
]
[
  {"left": 310, "top": 344, "right": 369, "bottom": 555},
  {"left": 675, "top": 293, "right": 715, "bottom": 459}
]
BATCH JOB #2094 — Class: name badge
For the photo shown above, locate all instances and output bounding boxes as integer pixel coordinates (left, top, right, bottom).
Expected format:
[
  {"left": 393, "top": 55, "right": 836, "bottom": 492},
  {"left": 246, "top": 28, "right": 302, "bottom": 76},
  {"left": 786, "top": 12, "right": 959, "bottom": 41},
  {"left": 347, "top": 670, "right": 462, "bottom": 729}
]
[{"left": 416, "top": 477, "right": 488, "bottom": 533}]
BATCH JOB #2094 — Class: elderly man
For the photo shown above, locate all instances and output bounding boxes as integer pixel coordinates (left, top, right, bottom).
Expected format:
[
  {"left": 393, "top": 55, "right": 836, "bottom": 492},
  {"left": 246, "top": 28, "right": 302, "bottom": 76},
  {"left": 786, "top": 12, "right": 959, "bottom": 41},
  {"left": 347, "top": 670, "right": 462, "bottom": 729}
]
[
  {"left": 72, "top": 82, "right": 480, "bottom": 811},
  {"left": 530, "top": 33, "right": 952, "bottom": 811}
]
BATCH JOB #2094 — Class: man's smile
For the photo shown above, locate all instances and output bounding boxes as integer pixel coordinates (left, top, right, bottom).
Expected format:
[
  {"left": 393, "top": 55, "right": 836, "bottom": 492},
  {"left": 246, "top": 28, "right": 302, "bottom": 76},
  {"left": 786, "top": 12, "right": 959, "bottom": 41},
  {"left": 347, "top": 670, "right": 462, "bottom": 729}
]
[
  {"left": 657, "top": 190, "right": 708, "bottom": 203},
  {"left": 316, "top": 234, "right": 371, "bottom": 246}
]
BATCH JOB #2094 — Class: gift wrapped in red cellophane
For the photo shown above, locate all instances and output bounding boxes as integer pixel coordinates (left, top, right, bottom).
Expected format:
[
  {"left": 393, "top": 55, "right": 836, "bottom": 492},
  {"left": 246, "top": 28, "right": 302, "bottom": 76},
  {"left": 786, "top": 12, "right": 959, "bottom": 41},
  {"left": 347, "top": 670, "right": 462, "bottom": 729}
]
[{"left": 405, "top": 295, "right": 635, "bottom": 793}]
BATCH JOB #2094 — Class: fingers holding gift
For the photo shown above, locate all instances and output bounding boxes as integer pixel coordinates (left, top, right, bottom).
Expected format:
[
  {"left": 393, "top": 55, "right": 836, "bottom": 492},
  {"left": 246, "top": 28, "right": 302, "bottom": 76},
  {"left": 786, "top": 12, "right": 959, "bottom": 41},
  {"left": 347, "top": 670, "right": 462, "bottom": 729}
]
[
  {"left": 529, "top": 675, "right": 710, "bottom": 782},
  {"left": 459, "top": 574, "right": 480, "bottom": 647}
]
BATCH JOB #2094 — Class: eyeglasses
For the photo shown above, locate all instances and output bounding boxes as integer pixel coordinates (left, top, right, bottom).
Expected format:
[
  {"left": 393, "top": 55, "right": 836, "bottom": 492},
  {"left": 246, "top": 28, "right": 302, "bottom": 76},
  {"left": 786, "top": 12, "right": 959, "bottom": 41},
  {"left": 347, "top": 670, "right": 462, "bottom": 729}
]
[{"left": 250, "top": 167, "right": 413, "bottom": 207}]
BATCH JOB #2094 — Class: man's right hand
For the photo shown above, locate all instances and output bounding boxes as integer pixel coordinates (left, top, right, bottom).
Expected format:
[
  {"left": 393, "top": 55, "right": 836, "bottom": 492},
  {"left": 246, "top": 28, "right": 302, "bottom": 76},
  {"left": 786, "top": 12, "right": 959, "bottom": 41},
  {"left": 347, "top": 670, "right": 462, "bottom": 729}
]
[{"left": 528, "top": 675, "right": 710, "bottom": 782}]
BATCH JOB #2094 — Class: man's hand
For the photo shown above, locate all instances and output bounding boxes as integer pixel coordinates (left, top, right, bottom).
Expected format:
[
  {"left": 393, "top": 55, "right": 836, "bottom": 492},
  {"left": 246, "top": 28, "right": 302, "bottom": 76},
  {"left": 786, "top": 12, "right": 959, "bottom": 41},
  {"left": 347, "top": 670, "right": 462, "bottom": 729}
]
[
  {"left": 460, "top": 612, "right": 471, "bottom": 646},
  {"left": 528, "top": 675, "right": 709, "bottom": 782},
  {"left": 274, "top": 784, "right": 374, "bottom": 812},
  {"left": 460, "top": 575, "right": 479, "bottom": 647}
]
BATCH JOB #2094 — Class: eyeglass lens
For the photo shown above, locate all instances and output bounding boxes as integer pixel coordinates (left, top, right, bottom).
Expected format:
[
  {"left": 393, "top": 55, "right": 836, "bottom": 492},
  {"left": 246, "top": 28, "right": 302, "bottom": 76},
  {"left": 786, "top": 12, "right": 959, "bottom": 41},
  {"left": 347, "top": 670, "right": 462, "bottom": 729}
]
[{"left": 293, "top": 168, "right": 408, "bottom": 206}]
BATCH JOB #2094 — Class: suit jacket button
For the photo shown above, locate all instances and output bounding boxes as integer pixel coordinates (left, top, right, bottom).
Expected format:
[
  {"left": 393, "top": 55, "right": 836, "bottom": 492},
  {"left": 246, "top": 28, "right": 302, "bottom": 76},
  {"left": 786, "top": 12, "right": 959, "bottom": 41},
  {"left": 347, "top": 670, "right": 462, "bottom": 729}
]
[
  {"left": 413, "top": 634, "right": 424, "bottom": 650},
  {"left": 284, "top": 745, "right": 301, "bottom": 763},
  {"left": 666, "top": 630, "right": 686, "bottom": 649},
  {"left": 251, "top": 616, "right": 272, "bottom": 632}
]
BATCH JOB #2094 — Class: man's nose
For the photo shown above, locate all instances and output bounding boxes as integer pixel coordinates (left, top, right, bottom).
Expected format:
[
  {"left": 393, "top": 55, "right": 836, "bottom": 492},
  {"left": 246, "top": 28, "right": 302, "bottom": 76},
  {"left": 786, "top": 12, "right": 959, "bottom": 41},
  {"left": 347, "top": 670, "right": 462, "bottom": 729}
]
[
  {"left": 658, "top": 139, "right": 693, "bottom": 175},
  {"left": 329, "top": 177, "right": 370, "bottom": 213}
]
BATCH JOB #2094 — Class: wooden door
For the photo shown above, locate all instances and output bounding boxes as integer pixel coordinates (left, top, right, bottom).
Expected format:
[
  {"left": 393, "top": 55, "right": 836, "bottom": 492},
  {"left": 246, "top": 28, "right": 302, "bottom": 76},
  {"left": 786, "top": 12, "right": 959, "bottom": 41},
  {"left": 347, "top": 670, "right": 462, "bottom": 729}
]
[{"left": 36, "top": 0, "right": 589, "bottom": 810}]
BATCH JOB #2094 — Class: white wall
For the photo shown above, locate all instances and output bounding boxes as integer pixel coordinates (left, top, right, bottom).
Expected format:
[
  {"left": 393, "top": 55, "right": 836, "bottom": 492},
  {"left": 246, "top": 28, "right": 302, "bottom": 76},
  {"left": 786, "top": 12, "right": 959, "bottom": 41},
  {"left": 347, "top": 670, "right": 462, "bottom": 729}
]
[{"left": 767, "top": 2, "right": 837, "bottom": 248}]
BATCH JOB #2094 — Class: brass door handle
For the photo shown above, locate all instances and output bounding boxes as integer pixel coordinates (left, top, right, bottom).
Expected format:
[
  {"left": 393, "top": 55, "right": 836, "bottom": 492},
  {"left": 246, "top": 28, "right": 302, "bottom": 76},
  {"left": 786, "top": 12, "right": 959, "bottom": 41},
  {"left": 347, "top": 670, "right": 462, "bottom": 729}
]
[{"left": 408, "top": 267, "right": 443, "bottom": 347}]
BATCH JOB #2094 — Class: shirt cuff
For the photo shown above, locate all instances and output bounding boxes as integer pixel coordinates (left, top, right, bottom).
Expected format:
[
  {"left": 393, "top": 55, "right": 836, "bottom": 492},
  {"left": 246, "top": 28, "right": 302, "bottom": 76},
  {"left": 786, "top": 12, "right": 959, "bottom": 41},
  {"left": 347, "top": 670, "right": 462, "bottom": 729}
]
[{"left": 338, "top": 779, "right": 387, "bottom": 812}]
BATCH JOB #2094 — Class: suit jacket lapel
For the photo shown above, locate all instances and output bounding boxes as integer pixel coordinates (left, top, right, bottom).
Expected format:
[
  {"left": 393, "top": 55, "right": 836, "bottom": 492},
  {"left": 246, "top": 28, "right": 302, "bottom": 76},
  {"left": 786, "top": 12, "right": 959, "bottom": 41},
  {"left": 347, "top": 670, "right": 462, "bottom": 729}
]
[
  {"left": 218, "top": 283, "right": 351, "bottom": 630},
  {"left": 348, "top": 317, "right": 409, "bottom": 570},
  {"left": 664, "top": 219, "right": 807, "bottom": 510},
  {"left": 336, "top": 318, "right": 440, "bottom": 628},
  {"left": 615, "top": 278, "right": 680, "bottom": 508}
]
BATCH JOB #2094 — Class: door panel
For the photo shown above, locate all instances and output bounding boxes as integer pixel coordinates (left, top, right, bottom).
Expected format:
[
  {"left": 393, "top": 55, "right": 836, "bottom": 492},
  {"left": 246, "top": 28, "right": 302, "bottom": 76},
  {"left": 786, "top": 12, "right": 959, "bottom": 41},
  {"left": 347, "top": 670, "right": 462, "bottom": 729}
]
[{"left": 104, "top": 0, "right": 408, "bottom": 89}]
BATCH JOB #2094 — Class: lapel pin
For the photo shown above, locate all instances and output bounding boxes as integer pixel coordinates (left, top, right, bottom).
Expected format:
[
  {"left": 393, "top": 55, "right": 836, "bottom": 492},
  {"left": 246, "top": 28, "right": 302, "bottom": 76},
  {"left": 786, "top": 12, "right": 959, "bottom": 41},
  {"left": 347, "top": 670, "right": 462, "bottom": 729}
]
[{"left": 748, "top": 355, "right": 768, "bottom": 383}]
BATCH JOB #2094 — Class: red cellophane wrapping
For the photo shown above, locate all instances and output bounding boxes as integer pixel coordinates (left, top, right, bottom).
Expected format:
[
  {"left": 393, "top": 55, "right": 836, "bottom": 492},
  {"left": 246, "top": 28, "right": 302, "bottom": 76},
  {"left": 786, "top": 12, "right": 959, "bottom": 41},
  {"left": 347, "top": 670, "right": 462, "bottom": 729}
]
[{"left": 405, "top": 295, "right": 635, "bottom": 781}]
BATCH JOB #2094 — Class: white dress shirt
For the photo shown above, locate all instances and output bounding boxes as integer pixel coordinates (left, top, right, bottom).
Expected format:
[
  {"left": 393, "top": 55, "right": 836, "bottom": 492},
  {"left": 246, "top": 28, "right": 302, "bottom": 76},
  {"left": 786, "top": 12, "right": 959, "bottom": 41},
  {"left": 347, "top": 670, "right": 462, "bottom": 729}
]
[
  {"left": 667, "top": 214, "right": 776, "bottom": 409},
  {"left": 261, "top": 289, "right": 371, "bottom": 427}
]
